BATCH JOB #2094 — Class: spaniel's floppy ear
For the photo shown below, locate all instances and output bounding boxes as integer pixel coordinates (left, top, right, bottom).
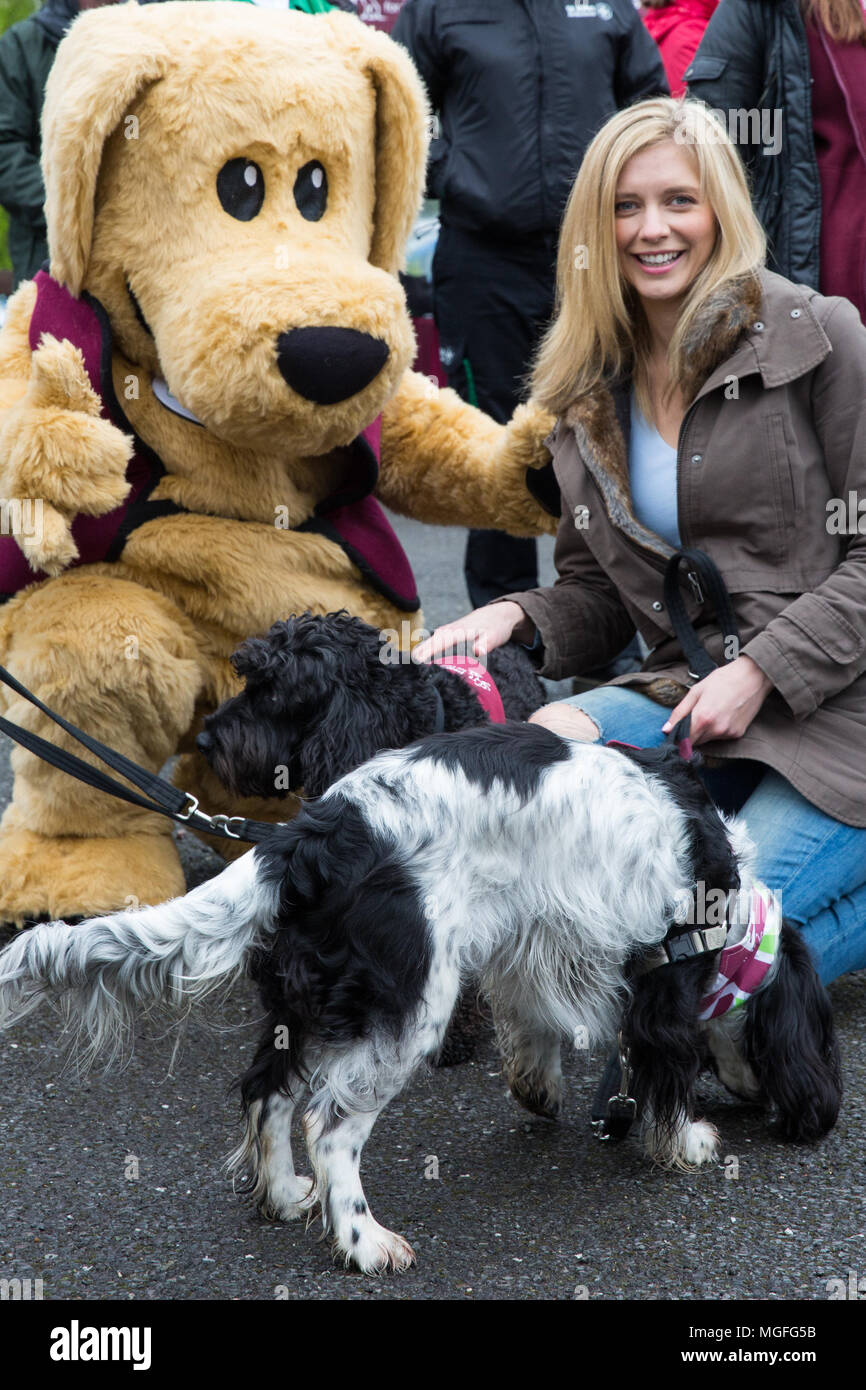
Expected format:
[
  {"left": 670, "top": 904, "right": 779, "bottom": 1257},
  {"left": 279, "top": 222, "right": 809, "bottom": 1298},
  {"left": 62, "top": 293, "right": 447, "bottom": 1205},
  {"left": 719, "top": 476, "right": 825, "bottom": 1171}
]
[
  {"left": 327, "top": 15, "right": 429, "bottom": 276},
  {"left": 623, "top": 954, "right": 716, "bottom": 1147},
  {"left": 41, "top": 6, "right": 172, "bottom": 294},
  {"left": 298, "top": 682, "right": 390, "bottom": 798},
  {"left": 745, "top": 922, "right": 842, "bottom": 1142}
]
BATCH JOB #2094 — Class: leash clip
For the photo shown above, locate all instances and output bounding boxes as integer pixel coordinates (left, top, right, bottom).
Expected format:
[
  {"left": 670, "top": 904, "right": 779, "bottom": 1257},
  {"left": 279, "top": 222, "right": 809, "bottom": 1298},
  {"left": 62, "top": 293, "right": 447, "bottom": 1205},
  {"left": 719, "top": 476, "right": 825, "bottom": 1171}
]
[
  {"left": 592, "top": 1033, "right": 638, "bottom": 1142},
  {"left": 208, "top": 814, "right": 247, "bottom": 840},
  {"left": 176, "top": 797, "right": 245, "bottom": 840}
]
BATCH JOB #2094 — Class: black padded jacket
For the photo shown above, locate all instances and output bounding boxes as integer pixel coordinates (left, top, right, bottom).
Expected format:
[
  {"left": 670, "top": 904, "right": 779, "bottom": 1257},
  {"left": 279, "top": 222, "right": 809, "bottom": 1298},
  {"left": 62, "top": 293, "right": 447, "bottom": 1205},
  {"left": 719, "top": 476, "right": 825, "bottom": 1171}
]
[
  {"left": 685, "top": 0, "right": 820, "bottom": 288},
  {"left": 392, "top": 0, "right": 668, "bottom": 240}
]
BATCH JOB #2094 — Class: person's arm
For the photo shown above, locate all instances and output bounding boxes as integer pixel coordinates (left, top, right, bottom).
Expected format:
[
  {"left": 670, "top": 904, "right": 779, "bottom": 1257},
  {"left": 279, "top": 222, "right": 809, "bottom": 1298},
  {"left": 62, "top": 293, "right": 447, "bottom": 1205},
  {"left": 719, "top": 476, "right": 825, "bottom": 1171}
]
[
  {"left": 415, "top": 501, "right": 636, "bottom": 676},
  {"left": 736, "top": 298, "right": 866, "bottom": 719},
  {"left": 614, "top": 0, "right": 670, "bottom": 106},
  {"left": 0, "top": 30, "right": 46, "bottom": 221},
  {"left": 492, "top": 505, "right": 637, "bottom": 680},
  {"left": 391, "top": 0, "right": 446, "bottom": 111},
  {"left": 392, "top": 0, "right": 449, "bottom": 199}
]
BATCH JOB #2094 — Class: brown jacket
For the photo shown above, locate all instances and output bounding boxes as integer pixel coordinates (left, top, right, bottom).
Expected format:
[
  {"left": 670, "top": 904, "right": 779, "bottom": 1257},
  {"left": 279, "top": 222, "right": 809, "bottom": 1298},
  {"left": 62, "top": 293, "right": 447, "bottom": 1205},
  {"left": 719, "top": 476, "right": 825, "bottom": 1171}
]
[{"left": 506, "top": 269, "right": 866, "bottom": 826}]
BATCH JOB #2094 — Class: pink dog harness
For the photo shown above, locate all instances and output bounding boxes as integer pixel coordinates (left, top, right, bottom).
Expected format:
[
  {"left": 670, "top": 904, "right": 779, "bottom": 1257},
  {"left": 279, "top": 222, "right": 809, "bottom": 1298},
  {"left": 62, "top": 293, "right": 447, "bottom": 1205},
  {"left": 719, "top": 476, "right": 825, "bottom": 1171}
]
[
  {"left": 432, "top": 654, "right": 506, "bottom": 723},
  {"left": 697, "top": 882, "right": 781, "bottom": 1020}
]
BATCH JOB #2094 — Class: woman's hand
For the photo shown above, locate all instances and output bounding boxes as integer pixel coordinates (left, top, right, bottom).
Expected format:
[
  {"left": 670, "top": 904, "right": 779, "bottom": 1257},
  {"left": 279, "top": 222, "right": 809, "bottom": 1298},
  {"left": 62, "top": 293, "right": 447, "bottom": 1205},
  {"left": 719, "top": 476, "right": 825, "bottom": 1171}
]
[
  {"left": 412, "top": 601, "right": 534, "bottom": 663},
  {"left": 662, "top": 655, "right": 774, "bottom": 745}
]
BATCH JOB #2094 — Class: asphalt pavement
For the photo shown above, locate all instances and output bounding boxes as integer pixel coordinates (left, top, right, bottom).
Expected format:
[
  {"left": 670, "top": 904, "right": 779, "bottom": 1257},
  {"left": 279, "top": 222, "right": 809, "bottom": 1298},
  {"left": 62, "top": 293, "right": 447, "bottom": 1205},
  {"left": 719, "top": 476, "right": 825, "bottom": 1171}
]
[{"left": 1, "top": 514, "right": 864, "bottom": 1302}]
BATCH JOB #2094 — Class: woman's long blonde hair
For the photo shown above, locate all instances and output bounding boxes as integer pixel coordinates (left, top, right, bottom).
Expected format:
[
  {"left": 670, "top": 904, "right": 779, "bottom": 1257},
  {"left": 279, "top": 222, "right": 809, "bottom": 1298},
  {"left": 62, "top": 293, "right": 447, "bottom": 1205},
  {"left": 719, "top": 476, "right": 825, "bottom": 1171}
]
[
  {"left": 530, "top": 98, "right": 766, "bottom": 420},
  {"left": 801, "top": 0, "right": 866, "bottom": 43}
]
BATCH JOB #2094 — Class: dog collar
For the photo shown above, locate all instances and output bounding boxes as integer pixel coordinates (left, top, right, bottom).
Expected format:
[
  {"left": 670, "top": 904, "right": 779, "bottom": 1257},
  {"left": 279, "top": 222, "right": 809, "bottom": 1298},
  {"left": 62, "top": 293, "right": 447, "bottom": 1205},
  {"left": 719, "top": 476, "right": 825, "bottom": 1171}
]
[
  {"left": 594, "top": 883, "right": 780, "bottom": 1145},
  {"left": 634, "top": 881, "right": 780, "bottom": 1014},
  {"left": 635, "top": 922, "right": 728, "bottom": 976},
  {"left": 432, "top": 655, "right": 506, "bottom": 723},
  {"left": 152, "top": 375, "right": 205, "bottom": 427}
]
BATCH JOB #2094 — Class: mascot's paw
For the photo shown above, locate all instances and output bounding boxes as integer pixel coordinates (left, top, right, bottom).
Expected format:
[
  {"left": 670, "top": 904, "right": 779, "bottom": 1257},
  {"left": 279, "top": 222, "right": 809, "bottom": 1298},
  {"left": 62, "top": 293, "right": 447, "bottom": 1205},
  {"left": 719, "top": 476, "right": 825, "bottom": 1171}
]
[
  {"left": 0, "top": 826, "right": 186, "bottom": 925},
  {"left": 492, "top": 399, "right": 558, "bottom": 536},
  {"left": 501, "top": 399, "right": 557, "bottom": 474},
  {"left": 0, "top": 336, "right": 133, "bottom": 571},
  {"left": 378, "top": 372, "right": 555, "bottom": 536},
  {"left": 15, "top": 500, "right": 80, "bottom": 577}
]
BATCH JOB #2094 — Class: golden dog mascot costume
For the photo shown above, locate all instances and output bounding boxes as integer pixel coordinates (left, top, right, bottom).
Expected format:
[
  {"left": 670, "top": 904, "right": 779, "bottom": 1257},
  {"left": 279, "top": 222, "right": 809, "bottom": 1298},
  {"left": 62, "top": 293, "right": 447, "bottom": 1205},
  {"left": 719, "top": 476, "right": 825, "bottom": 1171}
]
[{"left": 0, "top": 2, "right": 556, "bottom": 925}]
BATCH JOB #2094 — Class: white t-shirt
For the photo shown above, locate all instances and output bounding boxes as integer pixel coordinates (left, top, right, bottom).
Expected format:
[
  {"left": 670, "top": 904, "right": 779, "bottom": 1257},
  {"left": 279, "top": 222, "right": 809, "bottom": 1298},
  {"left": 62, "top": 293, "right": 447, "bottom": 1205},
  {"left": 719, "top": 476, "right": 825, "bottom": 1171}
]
[{"left": 629, "top": 391, "right": 682, "bottom": 549}]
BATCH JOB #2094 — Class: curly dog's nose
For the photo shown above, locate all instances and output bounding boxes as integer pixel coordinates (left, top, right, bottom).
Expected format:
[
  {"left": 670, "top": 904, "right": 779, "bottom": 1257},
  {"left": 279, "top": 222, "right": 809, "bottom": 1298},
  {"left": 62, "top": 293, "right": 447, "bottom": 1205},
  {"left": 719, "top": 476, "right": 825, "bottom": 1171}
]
[
  {"left": 196, "top": 731, "right": 214, "bottom": 754},
  {"left": 276, "top": 327, "right": 389, "bottom": 405}
]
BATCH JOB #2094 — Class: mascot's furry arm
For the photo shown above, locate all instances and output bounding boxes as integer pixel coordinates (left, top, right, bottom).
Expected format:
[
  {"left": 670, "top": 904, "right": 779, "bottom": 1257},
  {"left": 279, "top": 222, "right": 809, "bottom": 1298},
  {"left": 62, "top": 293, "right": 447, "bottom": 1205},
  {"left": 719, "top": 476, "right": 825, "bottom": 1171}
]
[
  {"left": 378, "top": 369, "right": 558, "bottom": 536},
  {"left": 0, "top": 281, "right": 132, "bottom": 575}
]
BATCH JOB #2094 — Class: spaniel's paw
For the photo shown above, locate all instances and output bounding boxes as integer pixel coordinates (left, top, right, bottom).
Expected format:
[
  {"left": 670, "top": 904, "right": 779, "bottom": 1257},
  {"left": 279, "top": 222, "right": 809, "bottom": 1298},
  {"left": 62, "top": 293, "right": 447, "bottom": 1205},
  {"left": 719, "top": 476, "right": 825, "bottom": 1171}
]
[
  {"left": 645, "top": 1117, "right": 720, "bottom": 1170},
  {"left": 509, "top": 1071, "right": 562, "bottom": 1120},
  {"left": 263, "top": 1175, "right": 317, "bottom": 1221},
  {"left": 339, "top": 1220, "right": 416, "bottom": 1275}
]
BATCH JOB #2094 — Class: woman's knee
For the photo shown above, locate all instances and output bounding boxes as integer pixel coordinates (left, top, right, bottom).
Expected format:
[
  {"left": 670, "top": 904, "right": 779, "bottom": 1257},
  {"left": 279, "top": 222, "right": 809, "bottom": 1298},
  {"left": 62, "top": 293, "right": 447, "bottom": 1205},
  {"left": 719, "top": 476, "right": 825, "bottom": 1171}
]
[{"left": 527, "top": 702, "right": 600, "bottom": 741}]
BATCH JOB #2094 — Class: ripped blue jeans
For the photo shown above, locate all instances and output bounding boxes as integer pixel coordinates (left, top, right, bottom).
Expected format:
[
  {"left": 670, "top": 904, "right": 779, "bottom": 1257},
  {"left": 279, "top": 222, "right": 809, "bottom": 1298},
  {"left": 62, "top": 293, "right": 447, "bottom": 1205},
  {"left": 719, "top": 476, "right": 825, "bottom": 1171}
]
[{"left": 557, "top": 685, "right": 866, "bottom": 985}]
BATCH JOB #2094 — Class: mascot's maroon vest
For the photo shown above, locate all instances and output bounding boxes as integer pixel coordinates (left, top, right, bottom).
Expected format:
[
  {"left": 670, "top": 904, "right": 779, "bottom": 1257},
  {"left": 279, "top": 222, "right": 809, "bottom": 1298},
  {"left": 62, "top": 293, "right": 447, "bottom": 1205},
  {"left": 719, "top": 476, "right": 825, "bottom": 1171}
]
[{"left": 0, "top": 271, "right": 420, "bottom": 613}]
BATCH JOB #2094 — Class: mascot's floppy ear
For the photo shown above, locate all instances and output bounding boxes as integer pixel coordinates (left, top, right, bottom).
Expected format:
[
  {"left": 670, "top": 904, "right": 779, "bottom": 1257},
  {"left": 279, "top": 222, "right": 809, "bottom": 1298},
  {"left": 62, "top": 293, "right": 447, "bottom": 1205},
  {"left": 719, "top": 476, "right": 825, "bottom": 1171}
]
[
  {"left": 41, "top": 5, "right": 172, "bottom": 295},
  {"left": 330, "top": 15, "right": 429, "bottom": 277}
]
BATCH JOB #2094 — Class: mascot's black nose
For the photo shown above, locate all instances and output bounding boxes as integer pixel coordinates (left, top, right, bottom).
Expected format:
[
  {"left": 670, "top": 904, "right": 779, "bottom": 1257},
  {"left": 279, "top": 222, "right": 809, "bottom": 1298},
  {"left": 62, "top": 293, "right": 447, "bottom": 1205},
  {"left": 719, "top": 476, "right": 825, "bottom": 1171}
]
[
  {"left": 196, "top": 731, "right": 213, "bottom": 755},
  {"left": 276, "top": 327, "right": 389, "bottom": 405}
]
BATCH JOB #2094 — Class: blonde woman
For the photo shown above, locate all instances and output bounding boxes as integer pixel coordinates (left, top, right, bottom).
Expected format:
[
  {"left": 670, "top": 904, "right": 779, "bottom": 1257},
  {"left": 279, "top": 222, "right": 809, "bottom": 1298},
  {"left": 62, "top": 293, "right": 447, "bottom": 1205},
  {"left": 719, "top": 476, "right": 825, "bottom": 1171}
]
[{"left": 415, "top": 97, "right": 866, "bottom": 983}]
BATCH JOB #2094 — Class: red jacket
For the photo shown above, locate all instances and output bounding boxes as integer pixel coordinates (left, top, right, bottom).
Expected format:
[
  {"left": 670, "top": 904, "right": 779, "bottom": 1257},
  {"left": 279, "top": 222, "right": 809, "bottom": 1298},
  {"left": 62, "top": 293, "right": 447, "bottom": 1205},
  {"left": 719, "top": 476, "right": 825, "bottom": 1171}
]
[{"left": 641, "top": 0, "right": 719, "bottom": 97}]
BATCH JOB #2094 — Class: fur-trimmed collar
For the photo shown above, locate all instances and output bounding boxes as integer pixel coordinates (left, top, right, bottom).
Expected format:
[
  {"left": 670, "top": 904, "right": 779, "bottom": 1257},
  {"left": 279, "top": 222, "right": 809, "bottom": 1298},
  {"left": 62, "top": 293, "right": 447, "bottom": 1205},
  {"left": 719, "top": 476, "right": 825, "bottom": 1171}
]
[
  {"left": 676, "top": 271, "right": 765, "bottom": 406},
  {"left": 561, "top": 272, "right": 766, "bottom": 560}
]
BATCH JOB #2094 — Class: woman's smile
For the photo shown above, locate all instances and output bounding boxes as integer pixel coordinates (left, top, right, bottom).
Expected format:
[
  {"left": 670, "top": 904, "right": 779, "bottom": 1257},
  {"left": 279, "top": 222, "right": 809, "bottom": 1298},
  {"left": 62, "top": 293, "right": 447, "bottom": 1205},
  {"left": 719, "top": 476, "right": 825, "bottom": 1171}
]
[{"left": 631, "top": 247, "right": 688, "bottom": 273}]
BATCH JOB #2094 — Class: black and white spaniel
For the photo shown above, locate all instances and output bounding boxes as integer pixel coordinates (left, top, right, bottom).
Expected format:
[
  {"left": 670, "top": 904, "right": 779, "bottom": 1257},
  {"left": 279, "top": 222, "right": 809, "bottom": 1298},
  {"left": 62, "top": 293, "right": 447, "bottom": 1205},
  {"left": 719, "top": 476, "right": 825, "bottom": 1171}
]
[{"left": 0, "top": 723, "right": 840, "bottom": 1273}]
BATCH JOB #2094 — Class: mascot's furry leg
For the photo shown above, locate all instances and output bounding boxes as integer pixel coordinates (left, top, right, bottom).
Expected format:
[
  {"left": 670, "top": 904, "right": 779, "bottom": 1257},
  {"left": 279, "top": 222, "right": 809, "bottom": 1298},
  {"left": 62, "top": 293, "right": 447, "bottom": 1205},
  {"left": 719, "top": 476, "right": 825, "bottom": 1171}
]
[{"left": 0, "top": 570, "right": 204, "bottom": 925}]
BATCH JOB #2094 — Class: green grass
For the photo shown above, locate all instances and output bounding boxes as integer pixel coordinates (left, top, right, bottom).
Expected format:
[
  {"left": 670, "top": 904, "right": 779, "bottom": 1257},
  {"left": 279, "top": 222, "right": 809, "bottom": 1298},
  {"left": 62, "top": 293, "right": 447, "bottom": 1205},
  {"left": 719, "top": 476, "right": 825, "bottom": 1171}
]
[
  {"left": 0, "top": 0, "right": 39, "bottom": 276},
  {"left": 0, "top": 0, "right": 37, "bottom": 31}
]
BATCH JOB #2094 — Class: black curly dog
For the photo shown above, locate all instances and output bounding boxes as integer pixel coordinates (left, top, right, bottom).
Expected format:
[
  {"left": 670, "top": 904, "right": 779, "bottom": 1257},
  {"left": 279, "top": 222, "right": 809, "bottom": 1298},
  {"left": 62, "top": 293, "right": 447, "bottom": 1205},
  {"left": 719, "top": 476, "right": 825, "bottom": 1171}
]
[
  {"left": 196, "top": 610, "right": 545, "bottom": 799},
  {"left": 195, "top": 611, "right": 546, "bottom": 1063}
]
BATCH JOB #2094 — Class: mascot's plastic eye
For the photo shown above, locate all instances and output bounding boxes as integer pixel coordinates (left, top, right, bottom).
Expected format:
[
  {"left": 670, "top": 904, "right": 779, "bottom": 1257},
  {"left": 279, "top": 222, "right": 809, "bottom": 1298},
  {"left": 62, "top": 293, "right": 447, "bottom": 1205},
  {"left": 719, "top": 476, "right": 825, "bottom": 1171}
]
[
  {"left": 294, "top": 161, "right": 328, "bottom": 221},
  {"left": 217, "top": 159, "right": 265, "bottom": 221}
]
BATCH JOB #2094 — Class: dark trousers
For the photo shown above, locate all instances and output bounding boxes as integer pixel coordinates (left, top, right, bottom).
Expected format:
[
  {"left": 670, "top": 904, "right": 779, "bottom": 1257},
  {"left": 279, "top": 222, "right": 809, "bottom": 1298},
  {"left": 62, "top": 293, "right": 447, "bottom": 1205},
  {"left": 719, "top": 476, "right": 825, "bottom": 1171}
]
[{"left": 432, "top": 222, "right": 557, "bottom": 608}]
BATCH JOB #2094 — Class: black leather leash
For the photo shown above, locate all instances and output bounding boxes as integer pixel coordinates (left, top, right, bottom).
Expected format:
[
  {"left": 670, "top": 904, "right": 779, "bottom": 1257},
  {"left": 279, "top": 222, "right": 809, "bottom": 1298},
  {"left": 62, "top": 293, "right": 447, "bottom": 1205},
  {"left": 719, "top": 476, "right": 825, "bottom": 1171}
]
[
  {"left": 663, "top": 547, "right": 741, "bottom": 680},
  {"left": 0, "top": 658, "right": 448, "bottom": 846},
  {"left": 0, "top": 663, "right": 280, "bottom": 845},
  {"left": 590, "top": 1034, "right": 636, "bottom": 1142}
]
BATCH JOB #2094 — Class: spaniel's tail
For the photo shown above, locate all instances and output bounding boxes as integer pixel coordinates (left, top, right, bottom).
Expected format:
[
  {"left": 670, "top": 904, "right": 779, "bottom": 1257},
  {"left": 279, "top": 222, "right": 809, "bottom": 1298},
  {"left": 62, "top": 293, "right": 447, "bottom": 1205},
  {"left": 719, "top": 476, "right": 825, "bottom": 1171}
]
[{"left": 0, "top": 851, "right": 276, "bottom": 1067}]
